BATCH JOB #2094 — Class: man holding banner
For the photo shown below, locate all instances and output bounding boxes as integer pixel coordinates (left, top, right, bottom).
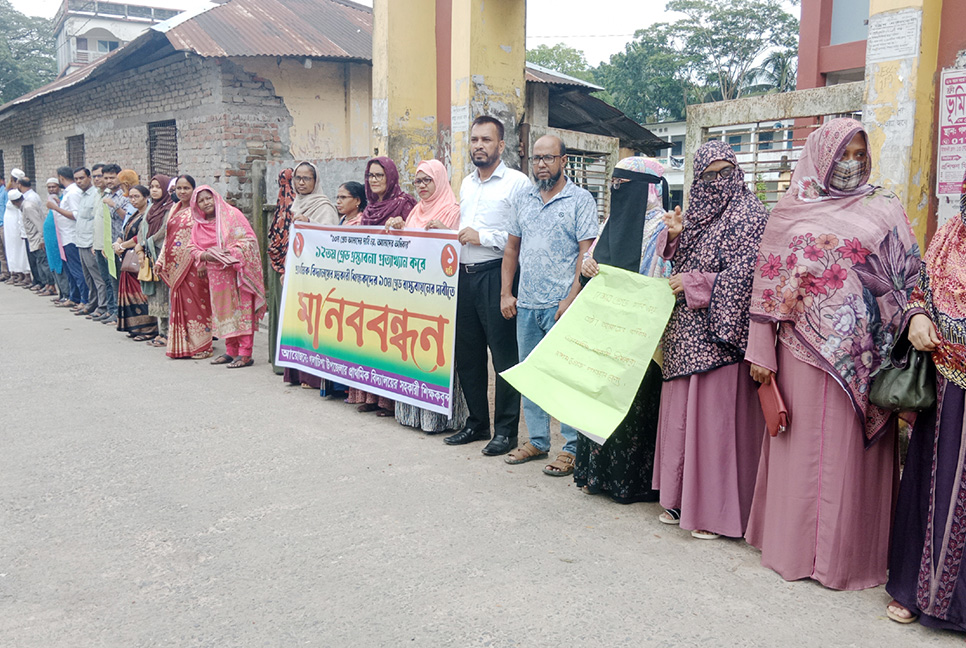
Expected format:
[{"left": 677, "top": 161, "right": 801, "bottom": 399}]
[{"left": 500, "top": 135, "right": 598, "bottom": 476}]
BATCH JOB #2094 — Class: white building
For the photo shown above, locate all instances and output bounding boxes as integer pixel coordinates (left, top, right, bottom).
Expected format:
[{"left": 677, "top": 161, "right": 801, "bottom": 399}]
[{"left": 53, "top": 0, "right": 207, "bottom": 77}]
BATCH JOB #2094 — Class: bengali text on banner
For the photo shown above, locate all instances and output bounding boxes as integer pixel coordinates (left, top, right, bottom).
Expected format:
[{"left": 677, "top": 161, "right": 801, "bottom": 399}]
[{"left": 275, "top": 223, "right": 460, "bottom": 415}]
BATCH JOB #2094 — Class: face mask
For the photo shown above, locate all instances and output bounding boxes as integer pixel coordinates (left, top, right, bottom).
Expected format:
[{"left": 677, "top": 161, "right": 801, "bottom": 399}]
[{"left": 829, "top": 159, "right": 865, "bottom": 191}]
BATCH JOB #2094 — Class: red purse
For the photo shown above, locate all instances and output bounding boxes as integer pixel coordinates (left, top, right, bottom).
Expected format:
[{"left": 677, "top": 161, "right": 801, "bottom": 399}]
[{"left": 758, "top": 379, "right": 789, "bottom": 437}]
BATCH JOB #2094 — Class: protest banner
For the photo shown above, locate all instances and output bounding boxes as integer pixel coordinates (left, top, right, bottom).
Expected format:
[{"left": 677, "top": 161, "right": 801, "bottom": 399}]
[
  {"left": 276, "top": 223, "right": 460, "bottom": 415},
  {"left": 501, "top": 265, "right": 675, "bottom": 444}
]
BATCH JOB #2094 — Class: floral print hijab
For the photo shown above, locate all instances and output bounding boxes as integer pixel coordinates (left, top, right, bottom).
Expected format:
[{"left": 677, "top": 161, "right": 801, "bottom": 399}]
[{"left": 749, "top": 118, "right": 921, "bottom": 445}]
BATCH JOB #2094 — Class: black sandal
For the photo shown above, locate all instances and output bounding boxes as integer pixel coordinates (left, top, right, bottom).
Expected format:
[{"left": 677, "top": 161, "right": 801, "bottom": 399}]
[
  {"left": 227, "top": 356, "right": 254, "bottom": 368},
  {"left": 210, "top": 354, "right": 234, "bottom": 365}
]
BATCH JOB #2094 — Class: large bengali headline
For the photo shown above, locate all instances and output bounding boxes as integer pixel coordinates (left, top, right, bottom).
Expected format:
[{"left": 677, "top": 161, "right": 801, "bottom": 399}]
[{"left": 275, "top": 224, "right": 461, "bottom": 415}]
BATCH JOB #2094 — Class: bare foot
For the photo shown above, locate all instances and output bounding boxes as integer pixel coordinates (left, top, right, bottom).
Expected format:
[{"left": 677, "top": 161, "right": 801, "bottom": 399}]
[{"left": 886, "top": 600, "right": 917, "bottom": 624}]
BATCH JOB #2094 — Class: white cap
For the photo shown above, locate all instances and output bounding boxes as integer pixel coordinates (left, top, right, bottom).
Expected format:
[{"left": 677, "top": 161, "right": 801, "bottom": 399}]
[
  {"left": 8, "top": 189, "right": 23, "bottom": 200},
  {"left": 46, "top": 177, "right": 59, "bottom": 186},
  {"left": 11, "top": 168, "right": 25, "bottom": 180}
]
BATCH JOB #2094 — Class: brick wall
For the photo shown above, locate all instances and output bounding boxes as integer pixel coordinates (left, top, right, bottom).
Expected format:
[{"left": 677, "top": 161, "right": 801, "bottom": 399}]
[{"left": 0, "top": 53, "right": 294, "bottom": 217}]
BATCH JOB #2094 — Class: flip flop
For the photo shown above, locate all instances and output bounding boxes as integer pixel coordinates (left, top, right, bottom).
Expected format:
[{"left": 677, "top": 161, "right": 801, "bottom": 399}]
[
  {"left": 227, "top": 356, "right": 254, "bottom": 369},
  {"left": 886, "top": 601, "right": 918, "bottom": 624},
  {"left": 658, "top": 509, "right": 682, "bottom": 525},
  {"left": 210, "top": 354, "right": 234, "bottom": 365},
  {"left": 191, "top": 349, "right": 214, "bottom": 360},
  {"left": 147, "top": 338, "right": 166, "bottom": 347}
]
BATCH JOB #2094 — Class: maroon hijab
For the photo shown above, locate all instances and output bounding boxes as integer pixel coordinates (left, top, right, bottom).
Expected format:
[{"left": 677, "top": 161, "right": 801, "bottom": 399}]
[
  {"left": 145, "top": 174, "right": 173, "bottom": 238},
  {"left": 359, "top": 157, "right": 417, "bottom": 226}
]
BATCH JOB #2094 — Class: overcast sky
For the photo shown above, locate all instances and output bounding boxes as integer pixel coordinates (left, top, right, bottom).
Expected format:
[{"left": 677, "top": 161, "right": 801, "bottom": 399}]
[{"left": 15, "top": 0, "right": 800, "bottom": 68}]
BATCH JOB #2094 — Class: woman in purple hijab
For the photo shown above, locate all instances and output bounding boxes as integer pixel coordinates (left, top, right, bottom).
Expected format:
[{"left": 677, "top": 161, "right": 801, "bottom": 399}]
[
  {"left": 359, "top": 157, "right": 417, "bottom": 227},
  {"left": 653, "top": 140, "right": 770, "bottom": 541}
]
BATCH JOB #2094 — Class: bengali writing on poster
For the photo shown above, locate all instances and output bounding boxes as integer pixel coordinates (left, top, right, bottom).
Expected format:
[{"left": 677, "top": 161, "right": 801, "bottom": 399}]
[
  {"left": 939, "top": 69, "right": 966, "bottom": 196},
  {"left": 275, "top": 224, "right": 460, "bottom": 415}
]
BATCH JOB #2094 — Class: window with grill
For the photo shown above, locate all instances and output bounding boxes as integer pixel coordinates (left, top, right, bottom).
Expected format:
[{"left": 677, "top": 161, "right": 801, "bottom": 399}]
[
  {"left": 67, "top": 135, "right": 85, "bottom": 169},
  {"left": 21, "top": 145, "right": 35, "bottom": 180},
  {"left": 148, "top": 120, "right": 178, "bottom": 177},
  {"left": 566, "top": 151, "right": 610, "bottom": 223},
  {"left": 0, "top": 150, "right": 5, "bottom": 180}
]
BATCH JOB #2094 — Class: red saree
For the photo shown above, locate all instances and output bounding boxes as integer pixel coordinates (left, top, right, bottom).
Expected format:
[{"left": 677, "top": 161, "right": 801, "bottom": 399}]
[{"left": 158, "top": 201, "right": 212, "bottom": 358}]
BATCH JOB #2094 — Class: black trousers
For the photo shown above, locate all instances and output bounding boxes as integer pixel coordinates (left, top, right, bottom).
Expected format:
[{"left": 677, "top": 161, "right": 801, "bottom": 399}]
[{"left": 455, "top": 261, "right": 520, "bottom": 438}]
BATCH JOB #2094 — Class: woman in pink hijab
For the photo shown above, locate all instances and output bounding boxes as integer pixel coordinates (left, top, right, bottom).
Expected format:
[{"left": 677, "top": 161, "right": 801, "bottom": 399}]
[{"left": 386, "top": 159, "right": 468, "bottom": 433}]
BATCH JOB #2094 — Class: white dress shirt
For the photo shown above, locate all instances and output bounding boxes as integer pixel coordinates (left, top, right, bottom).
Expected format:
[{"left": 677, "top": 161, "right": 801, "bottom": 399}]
[
  {"left": 458, "top": 161, "right": 531, "bottom": 265},
  {"left": 57, "top": 182, "right": 82, "bottom": 245}
]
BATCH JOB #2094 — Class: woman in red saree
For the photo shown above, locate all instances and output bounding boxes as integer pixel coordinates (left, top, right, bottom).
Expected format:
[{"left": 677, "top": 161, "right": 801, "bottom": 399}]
[
  {"left": 189, "top": 185, "right": 266, "bottom": 369},
  {"left": 156, "top": 175, "right": 213, "bottom": 359}
]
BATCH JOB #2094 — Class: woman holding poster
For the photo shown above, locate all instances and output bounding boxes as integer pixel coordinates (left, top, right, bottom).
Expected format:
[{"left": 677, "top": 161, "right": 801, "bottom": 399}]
[
  {"left": 654, "top": 140, "right": 769, "bottom": 540},
  {"left": 189, "top": 186, "right": 266, "bottom": 369},
  {"left": 387, "top": 159, "right": 468, "bottom": 433},
  {"left": 346, "top": 157, "right": 417, "bottom": 416},
  {"left": 746, "top": 118, "right": 920, "bottom": 591},
  {"left": 575, "top": 156, "right": 671, "bottom": 503}
]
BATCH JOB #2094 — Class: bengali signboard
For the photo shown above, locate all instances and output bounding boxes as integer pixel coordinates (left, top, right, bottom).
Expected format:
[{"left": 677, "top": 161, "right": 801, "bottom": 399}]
[
  {"left": 938, "top": 68, "right": 966, "bottom": 197},
  {"left": 276, "top": 224, "right": 460, "bottom": 415}
]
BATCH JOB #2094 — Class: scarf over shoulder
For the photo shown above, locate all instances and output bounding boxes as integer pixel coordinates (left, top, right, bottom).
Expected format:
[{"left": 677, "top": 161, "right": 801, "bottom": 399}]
[
  {"left": 291, "top": 162, "right": 338, "bottom": 225},
  {"left": 907, "top": 169, "right": 966, "bottom": 391},
  {"left": 359, "top": 156, "right": 417, "bottom": 226},
  {"left": 145, "top": 174, "right": 173, "bottom": 239},
  {"left": 749, "top": 118, "right": 921, "bottom": 445},
  {"left": 189, "top": 185, "right": 267, "bottom": 322},
  {"left": 661, "top": 140, "right": 770, "bottom": 380}
]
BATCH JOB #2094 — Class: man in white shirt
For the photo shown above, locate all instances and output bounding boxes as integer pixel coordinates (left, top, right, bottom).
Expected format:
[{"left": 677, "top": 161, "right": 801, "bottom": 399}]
[
  {"left": 72, "top": 167, "right": 107, "bottom": 317},
  {"left": 444, "top": 116, "right": 531, "bottom": 456},
  {"left": 47, "top": 165, "right": 89, "bottom": 307}
]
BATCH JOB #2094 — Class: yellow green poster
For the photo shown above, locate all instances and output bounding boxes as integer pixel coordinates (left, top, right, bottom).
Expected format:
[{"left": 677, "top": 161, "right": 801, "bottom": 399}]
[
  {"left": 276, "top": 223, "right": 460, "bottom": 415},
  {"left": 501, "top": 265, "right": 675, "bottom": 443}
]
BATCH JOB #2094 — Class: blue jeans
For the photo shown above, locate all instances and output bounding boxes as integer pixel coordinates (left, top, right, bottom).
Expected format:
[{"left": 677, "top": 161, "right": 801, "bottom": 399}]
[
  {"left": 516, "top": 306, "right": 578, "bottom": 455},
  {"left": 62, "top": 243, "right": 89, "bottom": 304}
]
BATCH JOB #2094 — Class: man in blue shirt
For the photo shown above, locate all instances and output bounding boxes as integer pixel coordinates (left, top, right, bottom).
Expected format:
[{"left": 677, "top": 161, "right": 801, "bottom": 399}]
[{"left": 500, "top": 134, "right": 599, "bottom": 476}]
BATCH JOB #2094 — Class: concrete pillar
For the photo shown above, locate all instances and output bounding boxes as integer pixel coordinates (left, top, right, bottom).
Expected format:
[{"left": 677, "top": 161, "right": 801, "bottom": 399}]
[
  {"left": 371, "top": 0, "right": 438, "bottom": 186},
  {"left": 450, "top": 0, "right": 527, "bottom": 186},
  {"left": 862, "top": 0, "right": 943, "bottom": 248}
]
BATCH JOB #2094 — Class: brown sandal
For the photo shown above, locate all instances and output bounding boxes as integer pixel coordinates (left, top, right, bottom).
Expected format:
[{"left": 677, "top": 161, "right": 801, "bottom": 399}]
[
  {"left": 542, "top": 452, "right": 576, "bottom": 477},
  {"left": 504, "top": 442, "right": 549, "bottom": 465},
  {"left": 192, "top": 349, "right": 215, "bottom": 360}
]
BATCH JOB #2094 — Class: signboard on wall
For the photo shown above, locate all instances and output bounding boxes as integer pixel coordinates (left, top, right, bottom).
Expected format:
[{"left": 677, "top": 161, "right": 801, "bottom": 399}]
[{"left": 937, "top": 68, "right": 966, "bottom": 225}]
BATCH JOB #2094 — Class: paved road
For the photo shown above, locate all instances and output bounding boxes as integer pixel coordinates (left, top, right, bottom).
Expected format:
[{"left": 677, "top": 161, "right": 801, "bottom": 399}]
[{"left": 0, "top": 284, "right": 961, "bottom": 647}]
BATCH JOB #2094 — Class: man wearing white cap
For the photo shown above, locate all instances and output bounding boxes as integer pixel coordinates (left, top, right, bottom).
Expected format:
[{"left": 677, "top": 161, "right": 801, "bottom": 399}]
[{"left": 3, "top": 186, "right": 31, "bottom": 285}]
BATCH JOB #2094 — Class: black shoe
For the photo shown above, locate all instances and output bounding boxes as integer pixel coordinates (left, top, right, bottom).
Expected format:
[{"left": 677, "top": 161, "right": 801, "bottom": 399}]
[
  {"left": 443, "top": 426, "right": 490, "bottom": 446},
  {"left": 481, "top": 435, "right": 517, "bottom": 456}
]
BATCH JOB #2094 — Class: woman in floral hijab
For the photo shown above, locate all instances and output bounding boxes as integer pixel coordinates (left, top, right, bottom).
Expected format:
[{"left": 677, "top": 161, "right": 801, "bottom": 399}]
[{"left": 745, "top": 118, "right": 920, "bottom": 591}]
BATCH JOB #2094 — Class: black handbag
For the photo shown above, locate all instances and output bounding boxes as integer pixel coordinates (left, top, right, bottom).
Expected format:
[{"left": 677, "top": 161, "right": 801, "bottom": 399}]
[{"left": 869, "top": 336, "right": 936, "bottom": 411}]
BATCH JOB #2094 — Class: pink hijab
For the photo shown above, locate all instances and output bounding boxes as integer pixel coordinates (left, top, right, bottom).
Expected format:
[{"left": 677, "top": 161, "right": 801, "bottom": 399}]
[
  {"left": 749, "top": 118, "right": 920, "bottom": 445},
  {"left": 404, "top": 160, "right": 460, "bottom": 230}
]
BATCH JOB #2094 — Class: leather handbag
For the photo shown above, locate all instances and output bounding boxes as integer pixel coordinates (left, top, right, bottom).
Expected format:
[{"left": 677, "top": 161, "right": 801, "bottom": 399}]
[
  {"left": 758, "top": 379, "right": 789, "bottom": 437},
  {"left": 137, "top": 255, "right": 157, "bottom": 282},
  {"left": 120, "top": 249, "right": 140, "bottom": 274},
  {"left": 869, "top": 338, "right": 936, "bottom": 411}
]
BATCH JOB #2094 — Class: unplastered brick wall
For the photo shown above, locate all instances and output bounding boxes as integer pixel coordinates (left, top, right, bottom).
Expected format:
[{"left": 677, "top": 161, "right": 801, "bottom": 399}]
[{"left": 0, "top": 53, "right": 294, "bottom": 218}]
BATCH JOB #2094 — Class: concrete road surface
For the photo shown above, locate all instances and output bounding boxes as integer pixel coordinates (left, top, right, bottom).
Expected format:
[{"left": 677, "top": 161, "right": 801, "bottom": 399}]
[{"left": 0, "top": 284, "right": 961, "bottom": 647}]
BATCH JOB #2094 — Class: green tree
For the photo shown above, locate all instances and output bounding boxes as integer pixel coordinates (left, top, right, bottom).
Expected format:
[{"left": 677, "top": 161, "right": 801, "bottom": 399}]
[
  {"left": 594, "top": 23, "right": 699, "bottom": 123},
  {"left": 0, "top": 0, "right": 56, "bottom": 104},
  {"left": 667, "top": 0, "right": 799, "bottom": 102},
  {"left": 526, "top": 43, "right": 596, "bottom": 83},
  {"left": 745, "top": 48, "right": 799, "bottom": 95}
]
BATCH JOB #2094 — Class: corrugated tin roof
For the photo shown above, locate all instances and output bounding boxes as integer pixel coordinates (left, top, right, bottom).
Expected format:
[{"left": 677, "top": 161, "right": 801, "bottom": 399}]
[
  {"left": 525, "top": 62, "right": 603, "bottom": 91},
  {"left": 550, "top": 89, "right": 671, "bottom": 153},
  {"left": 0, "top": 52, "right": 116, "bottom": 115},
  {"left": 164, "top": 0, "right": 372, "bottom": 59}
]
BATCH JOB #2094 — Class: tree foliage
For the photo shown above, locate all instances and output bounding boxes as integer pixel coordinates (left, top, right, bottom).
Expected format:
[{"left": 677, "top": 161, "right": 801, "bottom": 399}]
[
  {"left": 0, "top": 0, "right": 56, "bottom": 104},
  {"left": 593, "top": 0, "right": 799, "bottom": 121},
  {"left": 526, "top": 43, "right": 596, "bottom": 83}
]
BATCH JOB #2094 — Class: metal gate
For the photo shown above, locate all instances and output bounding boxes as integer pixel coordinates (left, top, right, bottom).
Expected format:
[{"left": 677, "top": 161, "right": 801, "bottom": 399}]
[{"left": 567, "top": 150, "right": 610, "bottom": 223}]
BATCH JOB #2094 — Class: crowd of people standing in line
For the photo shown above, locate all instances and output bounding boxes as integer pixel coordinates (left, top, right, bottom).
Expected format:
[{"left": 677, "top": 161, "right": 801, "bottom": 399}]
[{"left": 3, "top": 114, "right": 965, "bottom": 632}]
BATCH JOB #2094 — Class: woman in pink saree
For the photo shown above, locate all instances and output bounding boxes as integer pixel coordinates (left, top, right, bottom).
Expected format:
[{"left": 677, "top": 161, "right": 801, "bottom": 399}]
[
  {"left": 189, "top": 185, "right": 266, "bottom": 369},
  {"left": 156, "top": 175, "right": 213, "bottom": 359}
]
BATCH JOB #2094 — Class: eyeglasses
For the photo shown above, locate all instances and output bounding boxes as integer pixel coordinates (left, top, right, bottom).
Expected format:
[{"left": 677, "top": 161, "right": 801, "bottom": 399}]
[
  {"left": 367, "top": 172, "right": 386, "bottom": 181},
  {"left": 530, "top": 154, "right": 562, "bottom": 165},
  {"left": 294, "top": 175, "right": 314, "bottom": 183},
  {"left": 413, "top": 177, "right": 434, "bottom": 187},
  {"left": 699, "top": 166, "right": 735, "bottom": 183},
  {"left": 611, "top": 178, "right": 631, "bottom": 190}
]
